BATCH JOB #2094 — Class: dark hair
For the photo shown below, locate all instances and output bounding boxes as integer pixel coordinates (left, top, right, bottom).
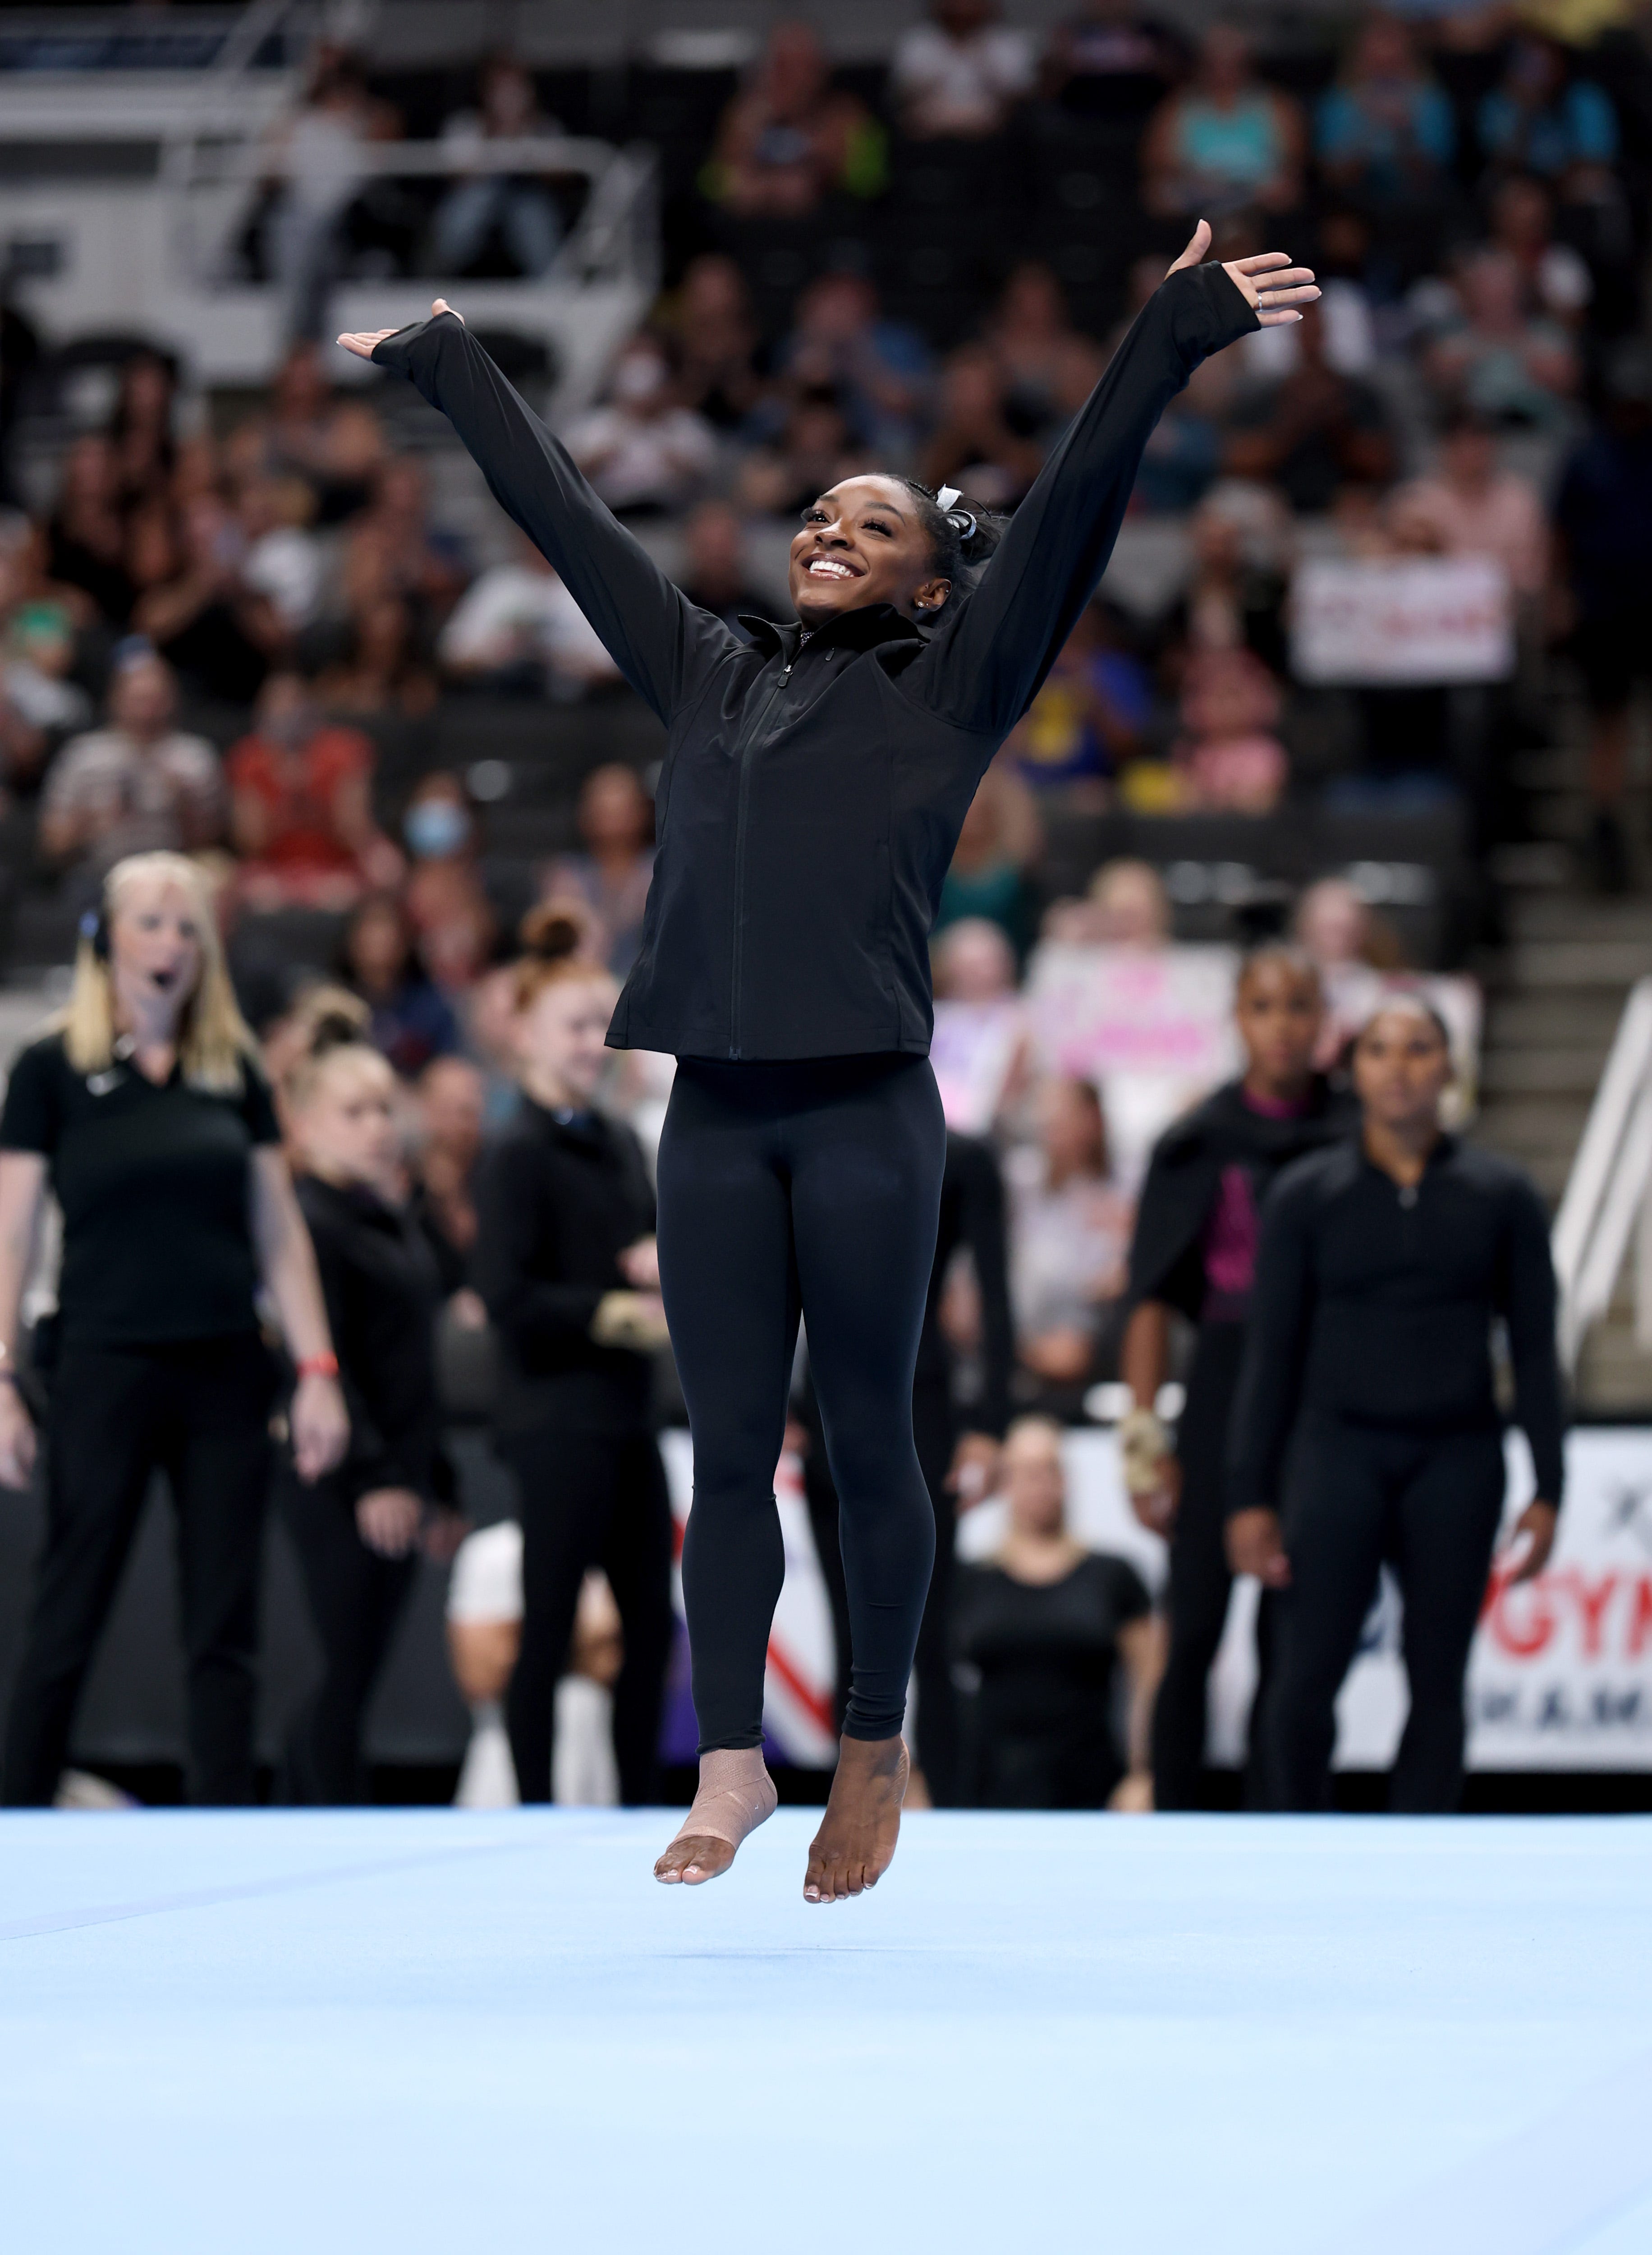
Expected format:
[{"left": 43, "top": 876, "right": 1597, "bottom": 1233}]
[
  {"left": 1237, "top": 939, "right": 1322, "bottom": 996},
  {"left": 513, "top": 906, "right": 601, "bottom": 1008},
  {"left": 895, "top": 479, "right": 1006, "bottom": 620},
  {"left": 1354, "top": 992, "right": 1452, "bottom": 1052}
]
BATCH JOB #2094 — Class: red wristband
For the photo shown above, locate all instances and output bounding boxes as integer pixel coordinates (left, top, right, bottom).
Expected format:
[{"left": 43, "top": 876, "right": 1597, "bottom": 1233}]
[{"left": 296, "top": 1353, "right": 339, "bottom": 1381}]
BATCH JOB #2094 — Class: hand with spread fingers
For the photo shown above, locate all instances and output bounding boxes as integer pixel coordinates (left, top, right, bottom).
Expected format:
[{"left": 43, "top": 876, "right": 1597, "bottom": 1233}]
[{"left": 1167, "top": 218, "right": 1320, "bottom": 327}]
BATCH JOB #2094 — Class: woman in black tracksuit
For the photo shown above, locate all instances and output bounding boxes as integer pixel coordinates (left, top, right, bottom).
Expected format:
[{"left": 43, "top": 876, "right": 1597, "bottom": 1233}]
[
  {"left": 470, "top": 913, "right": 673, "bottom": 1808},
  {"left": 1120, "top": 944, "right": 1357, "bottom": 1810},
  {"left": 341, "top": 220, "right": 1317, "bottom": 1896},
  {"left": 1227, "top": 998, "right": 1565, "bottom": 1814},
  {"left": 280, "top": 1014, "right": 458, "bottom": 1804}
]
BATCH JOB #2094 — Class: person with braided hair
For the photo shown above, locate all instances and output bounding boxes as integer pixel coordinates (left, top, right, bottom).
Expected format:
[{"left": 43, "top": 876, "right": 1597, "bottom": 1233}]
[{"left": 340, "top": 216, "right": 1319, "bottom": 1901}]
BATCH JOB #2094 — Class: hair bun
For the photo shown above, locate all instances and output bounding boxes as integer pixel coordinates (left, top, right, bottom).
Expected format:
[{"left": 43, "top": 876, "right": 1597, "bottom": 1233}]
[
  {"left": 518, "top": 905, "right": 584, "bottom": 965},
  {"left": 289, "top": 982, "right": 371, "bottom": 1060}
]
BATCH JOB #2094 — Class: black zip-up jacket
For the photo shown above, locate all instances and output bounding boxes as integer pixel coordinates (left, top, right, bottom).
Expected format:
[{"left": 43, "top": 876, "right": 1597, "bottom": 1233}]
[
  {"left": 372, "top": 264, "right": 1257, "bottom": 1061},
  {"left": 1126, "top": 1076, "right": 1359, "bottom": 1325},
  {"left": 1227, "top": 1136, "right": 1566, "bottom": 1516},
  {"left": 295, "top": 1174, "right": 447, "bottom": 1506},
  {"left": 470, "top": 1098, "right": 657, "bottom": 1435}
]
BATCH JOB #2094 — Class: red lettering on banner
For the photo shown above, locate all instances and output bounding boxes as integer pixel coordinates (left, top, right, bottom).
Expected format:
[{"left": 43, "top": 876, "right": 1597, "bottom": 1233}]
[
  {"left": 1487, "top": 1576, "right": 1555, "bottom": 1658},
  {"left": 1571, "top": 1571, "right": 1619, "bottom": 1659},
  {"left": 1628, "top": 1576, "right": 1652, "bottom": 1661}
]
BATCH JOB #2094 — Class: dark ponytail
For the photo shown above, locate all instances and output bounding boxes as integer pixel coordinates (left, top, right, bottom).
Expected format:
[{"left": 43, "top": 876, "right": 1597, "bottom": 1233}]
[{"left": 896, "top": 479, "right": 1007, "bottom": 620}]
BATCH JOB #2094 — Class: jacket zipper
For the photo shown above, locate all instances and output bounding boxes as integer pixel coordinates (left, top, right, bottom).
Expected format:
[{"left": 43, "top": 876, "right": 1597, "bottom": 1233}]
[{"left": 729, "top": 655, "right": 792, "bottom": 1058}]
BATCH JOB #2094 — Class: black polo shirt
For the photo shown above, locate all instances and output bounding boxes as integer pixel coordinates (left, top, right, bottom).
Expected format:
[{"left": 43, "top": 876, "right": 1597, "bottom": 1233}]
[{"left": 0, "top": 1031, "right": 282, "bottom": 1348}]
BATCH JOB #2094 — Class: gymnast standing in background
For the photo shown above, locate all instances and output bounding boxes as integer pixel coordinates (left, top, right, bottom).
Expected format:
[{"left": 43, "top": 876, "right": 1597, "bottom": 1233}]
[
  {"left": 279, "top": 997, "right": 466, "bottom": 1804},
  {"left": 0, "top": 851, "right": 347, "bottom": 1807},
  {"left": 342, "top": 217, "right": 1318, "bottom": 1900},
  {"left": 1228, "top": 996, "right": 1564, "bottom": 1813}
]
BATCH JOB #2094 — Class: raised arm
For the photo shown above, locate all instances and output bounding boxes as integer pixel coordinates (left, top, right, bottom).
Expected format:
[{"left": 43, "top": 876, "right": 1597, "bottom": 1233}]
[
  {"left": 344, "top": 304, "right": 738, "bottom": 727},
  {"left": 914, "top": 228, "right": 1315, "bottom": 737}
]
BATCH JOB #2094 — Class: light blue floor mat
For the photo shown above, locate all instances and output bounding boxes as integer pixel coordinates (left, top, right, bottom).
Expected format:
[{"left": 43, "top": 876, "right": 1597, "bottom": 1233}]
[{"left": 2, "top": 1808, "right": 1649, "bottom": 2253}]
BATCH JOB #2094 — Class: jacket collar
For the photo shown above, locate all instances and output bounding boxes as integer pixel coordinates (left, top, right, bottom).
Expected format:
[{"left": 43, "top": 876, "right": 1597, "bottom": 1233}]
[{"left": 737, "top": 603, "right": 927, "bottom": 661}]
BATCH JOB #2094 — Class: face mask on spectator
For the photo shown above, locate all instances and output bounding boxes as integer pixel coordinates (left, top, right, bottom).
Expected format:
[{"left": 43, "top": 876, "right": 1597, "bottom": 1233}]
[{"left": 404, "top": 800, "right": 471, "bottom": 858}]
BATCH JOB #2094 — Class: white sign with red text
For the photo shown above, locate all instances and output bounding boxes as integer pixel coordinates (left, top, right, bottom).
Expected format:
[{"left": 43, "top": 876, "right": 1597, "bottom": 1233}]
[{"left": 1290, "top": 556, "right": 1515, "bottom": 686}]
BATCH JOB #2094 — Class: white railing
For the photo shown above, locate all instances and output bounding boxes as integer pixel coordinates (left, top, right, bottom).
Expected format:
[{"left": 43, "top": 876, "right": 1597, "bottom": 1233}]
[{"left": 1551, "top": 975, "right": 1652, "bottom": 1371}]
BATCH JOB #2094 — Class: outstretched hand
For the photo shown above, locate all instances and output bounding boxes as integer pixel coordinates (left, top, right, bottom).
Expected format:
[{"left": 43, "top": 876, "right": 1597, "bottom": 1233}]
[
  {"left": 337, "top": 297, "right": 464, "bottom": 362},
  {"left": 1168, "top": 220, "right": 1319, "bottom": 327}
]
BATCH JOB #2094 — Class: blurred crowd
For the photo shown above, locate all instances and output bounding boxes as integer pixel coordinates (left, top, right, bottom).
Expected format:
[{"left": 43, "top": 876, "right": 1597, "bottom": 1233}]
[{"left": 0, "top": 3, "right": 1643, "bottom": 1805}]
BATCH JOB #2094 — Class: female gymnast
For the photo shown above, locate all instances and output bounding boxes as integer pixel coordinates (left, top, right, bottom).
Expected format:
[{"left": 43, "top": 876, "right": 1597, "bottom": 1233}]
[{"left": 342, "top": 219, "right": 1317, "bottom": 1901}]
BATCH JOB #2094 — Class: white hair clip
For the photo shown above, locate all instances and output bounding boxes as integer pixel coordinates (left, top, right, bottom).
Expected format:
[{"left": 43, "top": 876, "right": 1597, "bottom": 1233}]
[{"left": 935, "top": 485, "right": 962, "bottom": 510}]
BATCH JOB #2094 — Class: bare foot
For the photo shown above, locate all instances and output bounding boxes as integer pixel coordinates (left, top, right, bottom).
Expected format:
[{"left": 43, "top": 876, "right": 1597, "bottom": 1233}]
[
  {"left": 654, "top": 1833, "right": 736, "bottom": 1886},
  {"left": 654, "top": 1749, "right": 776, "bottom": 1887},
  {"left": 804, "top": 1735, "right": 909, "bottom": 1903}
]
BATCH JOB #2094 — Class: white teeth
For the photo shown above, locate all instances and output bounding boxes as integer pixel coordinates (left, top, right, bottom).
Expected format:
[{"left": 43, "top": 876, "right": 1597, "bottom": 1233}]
[{"left": 808, "top": 558, "right": 853, "bottom": 578}]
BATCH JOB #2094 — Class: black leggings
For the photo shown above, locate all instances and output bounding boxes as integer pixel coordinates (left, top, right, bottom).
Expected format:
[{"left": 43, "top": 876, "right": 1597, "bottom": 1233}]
[
  {"left": 1260, "top": 1416, "right": 1506, "bottom": 1814},
  {"left": 2, "top": 1335, "right": 275, "bottom": 1807},
  {"left": 1151, "top": 1323, "right": 1274, "bottom": 1811},
  {"left": 500, "top": 1423, "right": 674, "bottom": 1804},
  {"left": 658, "top": 1054, "right": 945, "bottom": 1752},
  {"left": 277, "top": 1469, "right": 418, "bottom": 1805}
]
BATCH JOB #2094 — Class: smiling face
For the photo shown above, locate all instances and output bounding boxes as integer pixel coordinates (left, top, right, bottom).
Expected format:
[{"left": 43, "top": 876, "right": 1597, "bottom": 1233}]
[{"left": 787, "top": 475, "right": 950, "bottom": 628}]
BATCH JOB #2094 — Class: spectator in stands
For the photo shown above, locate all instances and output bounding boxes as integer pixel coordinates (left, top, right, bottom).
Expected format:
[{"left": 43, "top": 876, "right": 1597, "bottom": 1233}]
[
  {"left": 45, "top": 434, "right": 134, "bottom": 628},
  {"left": 662, "top": 255, "right": 764, "bottom": 433},
  {"left": 1046, "top": 855, "right": 1173, "bottom": 948},
  {"left": 1554, "top": 345, "right": 1652, "bottom": 893},
  {"left": 1392, "top": 408, "right": 1549, "bottom": 606},
  {"left": 1142, "top": 24, "right": 1305, "bottom": 219},
  {"left": 735, "top": 389, "right": 871, "bottom": 520},
  {"left": 237, "top": 475, "right": 324, "bottom": 638},
  {"left": 434, "top": 55, "right": 564, "bottom": 280},
  {"left": 336, "top": 889, "right": 461, "bottom": 1078},
  {"left": 0, "top": 562, "right": 92, "bottom": 783},
  {"left": 1008, "top": 1078, "right": 1133, "bottom": 1403},
  {"left": 563, "top": 337, "right": 717, "bottom": 520},
  {"left": 919, "top": 347, "right": 1045, "bottom": 510},
  {"left": 261, "top": 43, "right": 387, "bottom": 340},
  {"left": 706, "top": 22, "right": 884, "bottom": 216},
  {"left": 1159, "top": 485, "right": 1290, "bottom": 680},
  {"left": 126, "top": 497, "right": 280, "bottom": 709},
  {"left": 539, "top": 763, "right": 656, "bottom": 981},
  {"left": 107, "top": 349, "right": 181, "bottom": 515},
  {"left": 226, "top": 671, "right": 397, "bottom": 913},
  {"left": 40, "top": 646, "right": 223, "bottom": 888},
  {"left": 226, "top": 339, "right": 386, "bottom": 526},
  {"left": 1425, "top": 248, "right": 1578, "bottom": 431},
  {"left": 339, "top": 459, "right": 468, "bottom": 637},
  {"left": 1225, "top": 300, "right": 1394, "bottom": 511},
  {"left": 1040, "top": 0, "right": 1186, "bottom": 127},
  {"left": 402, "top": 771, "right": 497, "bottom": 993},
  {"left": 1475, "top": 32, "right": 1619, "bottom": 189},
  {"left": 953, "top": 1416, "right": 1157, "bottom": 1809},
  {"left": 1314, "top": 14, "right": 1455, "bottom": 249},
  {"left": 982, "top": 265, "right": 1106, "bottom": 441},
  {"left": 930, "top": 917, "right": 1033, "bottom": 1137},
  {"left": 1158, "top": 646, "right": 1288, "bottom": 815},
  {"left": 316, "top": 594, "right": 439, "bottom": 719},
  {"left": 677, "top": 502, "right": 772, "bottom": 635},
  {"left": 934, "top": 756, "right": 1043, "bottom": 962},
  {"left": 1294, "top": 873, "right": 1406, "bottom": 1064},
  {"left": 1002, "top": 603, "right": 1154, "bottom": 799},
  {"left": 412, "top": 1053, "right": 486, "bottom": 1299},
  {"left": 437, "top": 530, "right": 618, "bottom": 699},
  {"left": 891, "top": 0, "right": 1037, "bottom": 141},
  {"left": 1487, "top": 173, "right": 1592, "bottom": 331},
  {"left": 774, "top": 271, "right": 932, "bottom": 462}
]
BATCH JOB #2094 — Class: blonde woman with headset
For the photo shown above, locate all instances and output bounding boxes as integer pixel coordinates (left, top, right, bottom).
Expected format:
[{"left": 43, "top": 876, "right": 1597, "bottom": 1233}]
[{"left": 0, "top": 851, "right": 348, "bottom": 1806}]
